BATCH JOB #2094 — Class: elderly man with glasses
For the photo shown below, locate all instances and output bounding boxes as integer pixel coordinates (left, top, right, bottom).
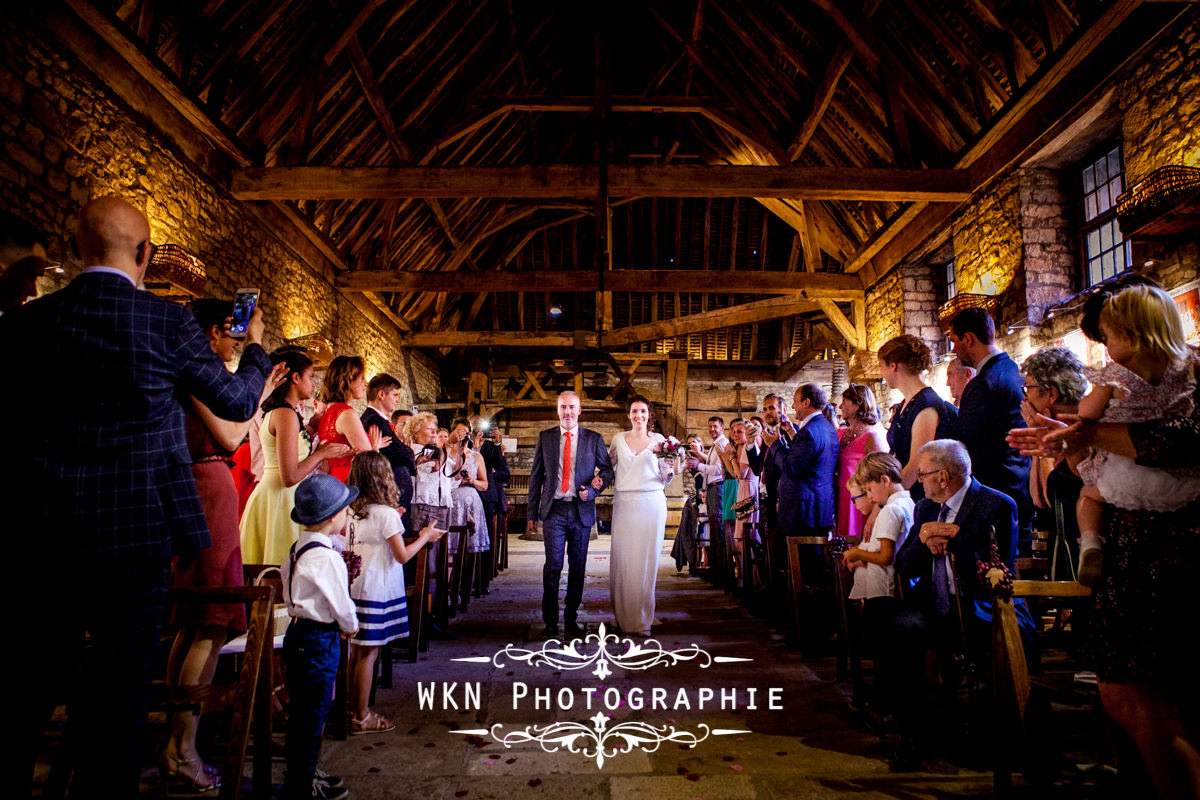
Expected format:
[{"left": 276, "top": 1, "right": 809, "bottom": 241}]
[{"left": 885, "top": 438, "right": 1018, "bottom": 771}]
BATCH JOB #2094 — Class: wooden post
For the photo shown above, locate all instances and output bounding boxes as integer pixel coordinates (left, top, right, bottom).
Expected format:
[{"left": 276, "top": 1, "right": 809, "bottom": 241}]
[
  {"left": 665, "top": 351, "right": 689, "bottom": 440},
  {"left": 466, "top": 359, "right": 488, "bottom": 417}
]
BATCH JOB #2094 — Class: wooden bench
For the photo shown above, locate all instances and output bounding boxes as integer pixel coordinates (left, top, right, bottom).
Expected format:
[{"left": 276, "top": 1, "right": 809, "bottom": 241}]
[{"left": 991, "top": 579, "right": 1094, "bottom": 796}]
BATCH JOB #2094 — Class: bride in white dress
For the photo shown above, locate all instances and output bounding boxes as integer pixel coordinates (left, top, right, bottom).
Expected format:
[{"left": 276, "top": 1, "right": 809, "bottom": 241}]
[{"left": 608, "top": 395, "right": 682, "bottom": 636}]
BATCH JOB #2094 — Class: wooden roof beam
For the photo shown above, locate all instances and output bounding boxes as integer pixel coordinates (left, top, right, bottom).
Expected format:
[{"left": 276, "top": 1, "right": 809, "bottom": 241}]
[
  {"left": 230, "top": 165, "right": 972, "bottom": 202},
  {"left": 603, "top": 296, "right": 821, "bottom": 348},
  {"left": 337, "top": 268, "right": 865, "bottom": 297}
]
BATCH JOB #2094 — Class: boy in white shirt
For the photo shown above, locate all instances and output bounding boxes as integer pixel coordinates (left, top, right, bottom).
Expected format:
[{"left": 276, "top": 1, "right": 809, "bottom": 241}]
[
  {"left": 281, "top": 473, "right": 360, "bottom": 800},
  {"left": 841, "top": 453, "right": 914, "bottom": 720}
]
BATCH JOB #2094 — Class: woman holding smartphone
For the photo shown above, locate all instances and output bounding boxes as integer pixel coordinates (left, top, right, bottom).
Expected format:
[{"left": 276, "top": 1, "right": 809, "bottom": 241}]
[
  {"left": 239, "top": 350, "right": 353, "bottom": 564},
  {"left": 447, "top": 419, "right": 489, "bottom": 607}
]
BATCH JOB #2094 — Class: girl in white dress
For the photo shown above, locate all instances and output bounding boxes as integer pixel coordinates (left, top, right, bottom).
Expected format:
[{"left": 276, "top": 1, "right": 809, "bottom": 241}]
[
  {"left": 346, "top": 452, "right": 445, "bottom": 734},
  {"left": 608, "top": 395, "right": 682, "bottom": 636}
]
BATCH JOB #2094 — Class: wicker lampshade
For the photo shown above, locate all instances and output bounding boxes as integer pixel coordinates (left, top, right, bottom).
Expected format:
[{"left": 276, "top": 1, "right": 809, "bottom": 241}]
[
  {"left": 937, "top": 293, "right": 998, "bottom": 329},
  {"left": 286, "top": 333, "right": 335, "bottom": 368},
  {"left": 145, "top": 244, "right": 207, "bottom": 297},
  {"left": 1115, "top": 165, "right": 1200, "bottom": 237}
]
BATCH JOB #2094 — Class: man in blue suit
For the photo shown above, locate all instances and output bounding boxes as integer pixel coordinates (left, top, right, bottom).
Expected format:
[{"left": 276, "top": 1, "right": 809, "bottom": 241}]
[
  {"left": 2, "top": 197, "right": 272, "bottom": 796},
  {"left": 526, "top": 391, "right": 614, "bottom": 639},
  {"left": 948, "top": 307, "right": 1032, "bottom": 548},
  {"left": 889, "top": 439, "right": 1018, "bottom": 770},
  {"left": 776, "top": 383, "right": 838, "bottom": 536}
]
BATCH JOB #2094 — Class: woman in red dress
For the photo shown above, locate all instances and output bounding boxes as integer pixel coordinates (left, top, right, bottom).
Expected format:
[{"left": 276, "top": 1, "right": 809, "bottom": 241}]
[
  {"left": 316, "top": 355, "right": 386, "bottom": 481},
  {"left": 161, "top": 299, "right": 283, "bottom": 792}
]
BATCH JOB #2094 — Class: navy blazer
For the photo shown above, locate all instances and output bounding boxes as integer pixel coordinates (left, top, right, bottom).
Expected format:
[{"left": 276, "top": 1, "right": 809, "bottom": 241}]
[
  {"left": 761, "top": 432, "right": 791, "bottom": 526},
  {"left": 776, "top": 413, "right": 838, "bottom": 529},
  {"left": 361, "top": 407, "right": 415, "bottom": 511},
  {"left": 526, "top": 426, "right": 614, "bottom": 528},
  {"left": 1, "top": 272, "right": 271, "bottom": 563},
  {"left": 956, "top": 352, "right": 1030, "bottom": 512},
  {"left": 895, "top": 477, "right": 1018, "bottom": 611},
  {"left": 478, "top": 438, "right": 511, "bottom": 509}
]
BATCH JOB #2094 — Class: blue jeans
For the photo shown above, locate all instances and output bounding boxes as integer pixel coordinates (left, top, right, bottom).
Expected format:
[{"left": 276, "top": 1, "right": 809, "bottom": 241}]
[
  {"left": 541, "top": 500, "right": 590, "bottom": 628},
  {"left": 283, "top": 619, "right": 340, "bottom": 799}
]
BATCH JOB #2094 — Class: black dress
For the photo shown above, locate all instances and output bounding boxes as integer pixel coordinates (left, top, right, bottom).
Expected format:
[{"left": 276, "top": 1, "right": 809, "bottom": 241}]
[
  {"left": 1087, "top": 380, "right": 1200, "bottom": 684},
  {"left": 886, "top": 387, "right": 958, "bottom": 501}
]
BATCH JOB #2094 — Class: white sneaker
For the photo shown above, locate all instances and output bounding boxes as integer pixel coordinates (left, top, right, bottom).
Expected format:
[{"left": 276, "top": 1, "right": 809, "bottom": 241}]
[{"left": 1078, "top": 544, "right": 1104, "bottom": 587}]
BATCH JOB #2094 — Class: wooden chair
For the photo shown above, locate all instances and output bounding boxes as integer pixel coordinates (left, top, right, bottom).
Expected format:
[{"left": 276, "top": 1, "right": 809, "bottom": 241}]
[
  {"left": 785, "top": 535, "right": 828, "bottom": 655},
  {"left": 432, "top": 525, "right": 468, "bottom": 629},
  {"left": 444, "top": 524, "right": 470, "bottom": 618},
  {"left": 151, "top": 585, "right": 275, "bottom": 799},
  {"left": 376, "top": 544, "right": 429, "bottom": 698},
  {"left": 991, "top": 579, "right": 1094, "bottom": 796}
]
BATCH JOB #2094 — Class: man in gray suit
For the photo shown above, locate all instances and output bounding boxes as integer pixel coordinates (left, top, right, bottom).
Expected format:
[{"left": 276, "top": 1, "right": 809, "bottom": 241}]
[{"left": 527, "top": 391, "right": 614, "bottom": 638}]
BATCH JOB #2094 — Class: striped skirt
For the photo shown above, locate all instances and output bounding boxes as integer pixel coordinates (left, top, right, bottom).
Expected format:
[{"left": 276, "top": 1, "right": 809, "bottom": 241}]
[{"left": 351, "top": 595, "right": 410, "bottom": 646}]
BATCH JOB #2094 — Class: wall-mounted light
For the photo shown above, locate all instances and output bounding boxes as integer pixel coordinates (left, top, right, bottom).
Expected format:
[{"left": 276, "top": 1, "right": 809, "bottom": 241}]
[{"left": 548, "top": 302, "right": 564, "bottom": 319}]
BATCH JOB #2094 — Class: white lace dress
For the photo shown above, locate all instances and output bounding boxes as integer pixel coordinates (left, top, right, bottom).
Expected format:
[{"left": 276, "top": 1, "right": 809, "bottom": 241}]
[
  {"left": 449, "top": 450, "right": 490, "bottom": 553},
  {"left": 1079, "top": 356, "right": 1200, "bottom": 511},
  {"left": 608, "top": 431, "right": 678, "bottom": 635}
]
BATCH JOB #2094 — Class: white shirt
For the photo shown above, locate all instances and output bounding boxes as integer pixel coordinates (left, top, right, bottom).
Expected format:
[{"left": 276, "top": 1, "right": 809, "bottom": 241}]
[
  {"left": 83, "top": 265, "right": 137, "bottom": 286},
  {"left": 796, "top": 410, "right": 823, "bottom": 430},
  {"left": 703, "top": 434, "right": 730, "bottom": 485},
  {"left": 280, "top": 531, "right": 358, "bottom": 633},
  {"left": 553, "top": 425, "right": 581, "bottom": 500},
  {"left": 850, "top": 490, "right": 915, "bottom": 600},
  {"left": 974, "top": 350, "right": 1001, "bottom": 373}
]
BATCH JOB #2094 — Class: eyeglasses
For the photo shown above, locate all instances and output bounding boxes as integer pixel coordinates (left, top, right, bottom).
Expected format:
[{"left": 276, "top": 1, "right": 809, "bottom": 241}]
[
  {"left": 916, "top": 467, "right": 945, "bottom": 480},
  {"left": 850, "top": 491, "right": 867, "bottom": 501},
  {"left": 1021, "top": 384, "right": 1045, "bottom": 397}
]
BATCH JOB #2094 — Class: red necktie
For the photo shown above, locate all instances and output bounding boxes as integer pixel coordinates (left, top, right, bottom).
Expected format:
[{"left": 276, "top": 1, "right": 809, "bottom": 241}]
[{"left": 561, "top": 431, "right": 572, "bottom": 494}]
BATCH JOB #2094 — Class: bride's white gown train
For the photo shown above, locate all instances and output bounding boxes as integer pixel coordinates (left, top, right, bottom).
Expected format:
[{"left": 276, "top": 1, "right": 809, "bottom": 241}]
[{"left": 609, "top": 431, "right": 675, "bottom": 636}]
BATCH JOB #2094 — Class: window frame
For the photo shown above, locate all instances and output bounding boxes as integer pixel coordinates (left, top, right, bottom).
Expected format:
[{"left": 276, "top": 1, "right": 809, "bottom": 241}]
[{"left": 1076, "top": 140, "right": 1132, "bottom": 288}]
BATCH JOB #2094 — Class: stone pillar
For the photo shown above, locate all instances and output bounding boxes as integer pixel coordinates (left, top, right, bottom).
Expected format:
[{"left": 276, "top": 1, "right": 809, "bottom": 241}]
[
  {"left": 1019, "top": 169, "right": 1076, "bottom": 323},
  {"left": 901, "top": 261, "right": 945, "bottom": 357}
]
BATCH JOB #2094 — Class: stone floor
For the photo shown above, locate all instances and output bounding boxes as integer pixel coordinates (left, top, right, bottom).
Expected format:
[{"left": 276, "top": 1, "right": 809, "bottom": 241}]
[
  {"left": 281, "top": 535, "right": 1113, "bottom": 800},
  {"left": 92, "top": 534, "right": 1120, "bottom": 798}
]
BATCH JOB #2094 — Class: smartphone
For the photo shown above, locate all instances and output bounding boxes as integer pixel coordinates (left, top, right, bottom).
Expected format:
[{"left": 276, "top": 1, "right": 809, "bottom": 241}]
[{"left": 229, "top": 288, "right": 259, "bottom": 339}]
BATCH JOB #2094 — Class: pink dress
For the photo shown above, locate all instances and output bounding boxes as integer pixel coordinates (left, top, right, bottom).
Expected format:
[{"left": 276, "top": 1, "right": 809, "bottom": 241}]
[{"left": 837, "top": 428, "right": 870, "bottom": 539}]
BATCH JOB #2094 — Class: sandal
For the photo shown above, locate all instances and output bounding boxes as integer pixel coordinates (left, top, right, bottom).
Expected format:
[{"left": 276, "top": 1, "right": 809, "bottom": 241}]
[
  {"left": 159, "top": 752, "right": 220, "bottom": 795},
  {"left": 349, "top": 710, "right": 396, "bottom": 735}
]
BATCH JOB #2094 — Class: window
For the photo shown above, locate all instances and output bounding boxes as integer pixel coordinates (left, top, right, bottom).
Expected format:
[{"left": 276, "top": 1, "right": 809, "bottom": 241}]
[
  {"left": 944, "top": 260, "right": 957, "bottom": 300},
  {"left": 1079, "top": 144, "right": 1131, "bottom": 286}
]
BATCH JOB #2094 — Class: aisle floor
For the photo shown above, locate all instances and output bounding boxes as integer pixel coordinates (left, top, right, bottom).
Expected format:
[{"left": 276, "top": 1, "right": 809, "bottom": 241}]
[{"left": 306, "top": 535, "right": 1009, "bottom": 800}]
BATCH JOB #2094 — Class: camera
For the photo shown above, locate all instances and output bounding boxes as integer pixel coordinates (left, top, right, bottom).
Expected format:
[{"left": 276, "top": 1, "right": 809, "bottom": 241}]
[
  {"left": 459, "top": 469, "right": 471, "bottom": 480},
  {"left": 422, "top": 444, "right": 439, "bottom": 458}
]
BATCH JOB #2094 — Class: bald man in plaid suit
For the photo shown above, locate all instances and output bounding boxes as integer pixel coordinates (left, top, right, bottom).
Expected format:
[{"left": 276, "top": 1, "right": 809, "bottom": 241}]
[{"left": 1, "top": 197, "right": 273, "bottom": 796}]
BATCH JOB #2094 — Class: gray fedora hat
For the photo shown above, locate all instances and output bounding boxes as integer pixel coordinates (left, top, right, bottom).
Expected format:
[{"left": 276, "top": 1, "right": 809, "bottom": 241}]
[{"left": 290, "top": 472, "right": 359, "bottom": 525}]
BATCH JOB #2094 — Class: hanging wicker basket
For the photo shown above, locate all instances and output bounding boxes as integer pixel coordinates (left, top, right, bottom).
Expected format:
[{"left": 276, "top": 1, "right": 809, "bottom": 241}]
[
  {"left": 1116, "top": 165, "right": 1200, "bottom": 237},
  {"left": 937, "top": 293, "right": 998, "bottom": 329},
  {"left": 145, "top": 244, "right": 207, "bottom": 297},
  {"left": 285, "top": 333, "right": 335, "bottom": 369}
]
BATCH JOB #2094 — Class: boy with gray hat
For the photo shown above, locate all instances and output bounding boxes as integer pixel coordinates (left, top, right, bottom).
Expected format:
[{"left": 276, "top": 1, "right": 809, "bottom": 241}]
[{"left": 281, "top": 473, "right": 360, "bottom": 799}]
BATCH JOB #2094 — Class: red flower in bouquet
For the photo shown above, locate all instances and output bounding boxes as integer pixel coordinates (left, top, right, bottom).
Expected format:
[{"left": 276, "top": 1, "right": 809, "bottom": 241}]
[{"left": 654, "top": 436, "right": 686, "bottom": 461}]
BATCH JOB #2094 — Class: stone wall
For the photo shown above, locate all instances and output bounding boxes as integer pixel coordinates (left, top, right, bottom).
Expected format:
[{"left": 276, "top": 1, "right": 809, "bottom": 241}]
[
  {"left": 0, "top": 15, "right": 439, "bottom": 410},
  {"left": 1019, "top": 169, "right": 1078, "bottom": 323},
  {"left": 951, "top": 172, "right": 1023, "bottom": 323},
  {"left": 1119, "top": 13, "right": 1200, "bottom": 184}
]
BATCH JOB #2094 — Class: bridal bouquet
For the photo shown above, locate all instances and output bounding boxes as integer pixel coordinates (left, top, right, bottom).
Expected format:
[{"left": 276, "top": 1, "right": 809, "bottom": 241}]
[{"left": 654, "top": 436, "right": 686, "bottom": 462}]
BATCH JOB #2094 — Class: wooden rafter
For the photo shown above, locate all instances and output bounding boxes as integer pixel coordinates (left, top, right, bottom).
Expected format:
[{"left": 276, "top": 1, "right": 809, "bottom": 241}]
[
  {"left": 337, "top": 268, "right": 865, "bottom": 298},
  {"left": 230, "top": 165, "right": 972, "bottom": 201}
]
